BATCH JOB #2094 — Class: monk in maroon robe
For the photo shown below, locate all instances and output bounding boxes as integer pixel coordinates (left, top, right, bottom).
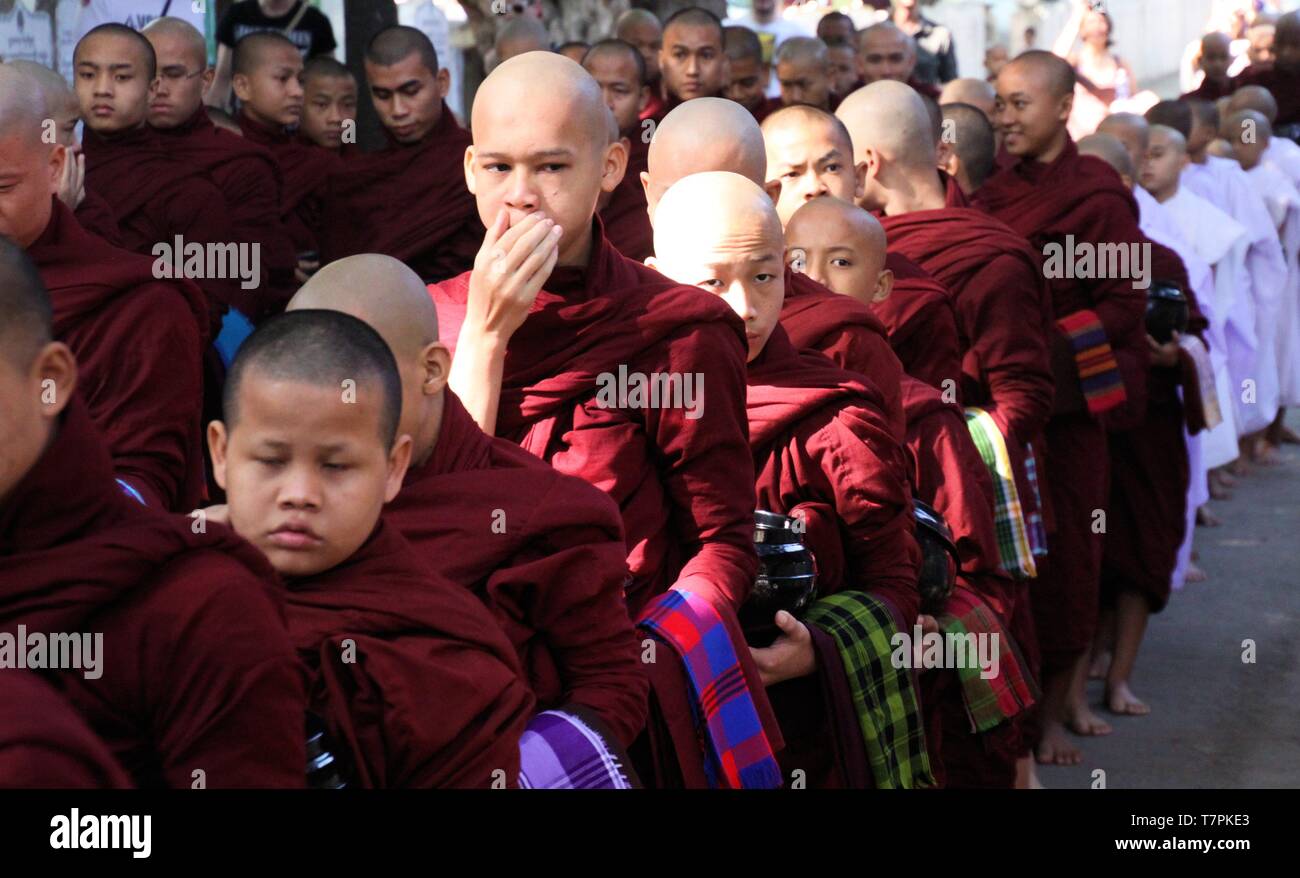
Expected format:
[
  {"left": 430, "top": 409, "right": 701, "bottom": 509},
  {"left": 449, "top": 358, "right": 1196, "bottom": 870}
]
[
  {"left": 723, "top": 25, "right": 781, "bottom": 123},
  {"left": 585, "top": 40, "right": 655, "bottom": 262},
  {"left": 318, "top": 27, "right": 482, "bottom": 284},
  {"left": 0, "top": 672, "right": 131, "bottom": 789},
  {"left": 0, "top": 240, "right": 305, "bottom": 787},
  {"left": 1181, "top": 32, "right": 1235, "bottom": 103},
  {"left": 617, "top": 7, "right": 667, "bottom": 123},
  {"left": 288, "top": 254, "right": 648, "bottom": 747},
  {"left": 298, "top": 56, "right": 360, "bottom": 156},
  {"left": 1234, "top": 12, "right": 1300, "bottom": 126},
  {"left": 653, "top": 7, "right": 730, "bottom": 120},
  {"left": 431, "top": 53, "right": 774, "bottom": 786},
  {"left": 143, "top": 18, "right": 298, "bottom": 322},
  {"left": 75, "top": 24, "right": 246, "bottom": 330},
  {"left": 975, "top": 52, "right": 1150, "bottom": 766},
  {"left": 208, "top": 309, "right": 535, "bottom": 787}
]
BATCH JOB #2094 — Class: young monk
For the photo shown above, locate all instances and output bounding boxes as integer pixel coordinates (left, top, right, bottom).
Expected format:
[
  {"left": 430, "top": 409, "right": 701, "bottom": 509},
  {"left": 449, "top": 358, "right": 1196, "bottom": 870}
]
[
  {"left": 430, "top": 52, "right": 778, "bottom": 789},
  {"left": 1183, "top": 32, "right": 1235, "bottom": 102},
  {"left": 724, "top": 25, "right": 781, "bottom": 121},
  {"left": 826, "top": 40, "right": 863, "bottom": 101},
  {"left": 1234, "top": 11, "right": 1300, "bottom": 126},
  {"left": 318, "top": 26, "right": 483, "bottom": 284},
  {"left": 774, "top": 37, "right": 834, "bottom": 111},
  {"left": 1227, "top": 85, "right": 1300, "bottom": 188},
  {"left": 209, "top": 309, "right": 535, "bottom": 788},
  {"left": 287, "top": 254, "right": 648, "bottom": 751},
  {"left": 0, "top": 239, "right": 306, "bottom": 787},
  {"left": 142, "top": 17, "right": 297, "bottom": 322},
  {"left": 642, "top": 96, "right": 907, "bottom": 441},
  {"left": 656, "top": 7, "right": 730, "bottom": 114},
  {"left": 1, "top": 65, "right": 207, "bottom": 512},
  {"left": 232, "top": 32, "right": 342, "bottom": 277},
  {"left": 615, "top": 7, "right": 665, "bottom": 122},
  {"left": 494, "top": 17, "right": 551, "bottom": 66},
  {"left": 0, "top": 672, "right": 130, "bottom": 789},
  {"left": 976, "top": 51, "right": 1151, "bottom": 766},
  {"left": 857, "top": 22, "right": 938, "bottom": 99},
  {"left": 938, "top": 77, "right": 996, "bottom": 119},
  {"left": 584, "top": 39, "right": 654, "bottom": 261},
  {"left": 74, "top": 24, "right": 248, "bottom": 330},
  {"left": 651, "top": 171, "right": 930, "bottom": 789},
  {"left": 299, "top": 57, "right": 359, "bottom": 154},
  {"left": 937, "top": 102, "right": 999, "bottom": 195}
]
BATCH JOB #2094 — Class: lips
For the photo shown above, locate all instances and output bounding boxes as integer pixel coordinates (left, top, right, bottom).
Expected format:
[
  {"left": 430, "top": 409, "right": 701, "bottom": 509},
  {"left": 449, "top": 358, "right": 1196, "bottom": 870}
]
[
  {"left": 267, "top": 522, "right": 324, "bottom": 551},
  {"left": 91, "top": 104, "right": 114, "bottom": 116}
]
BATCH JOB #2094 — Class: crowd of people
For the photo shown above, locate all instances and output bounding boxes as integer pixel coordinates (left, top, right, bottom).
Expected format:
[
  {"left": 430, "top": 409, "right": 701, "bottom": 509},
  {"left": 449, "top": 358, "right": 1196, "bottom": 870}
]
[{"left": 0, "top": 0, "right": 1297, "bottom": 789}]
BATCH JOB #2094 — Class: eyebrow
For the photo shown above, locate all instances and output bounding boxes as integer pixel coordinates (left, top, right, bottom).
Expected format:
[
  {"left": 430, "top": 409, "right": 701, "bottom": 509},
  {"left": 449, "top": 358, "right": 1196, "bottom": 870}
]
[
  {"left": 477, "top": 148, "right": 576, "bottom": 161},
  {"left": 372, "top": 78, "right": 422, "bottom": 92},
  {"left": 76, "top": 61, "right": 136, "bottom": 72}
]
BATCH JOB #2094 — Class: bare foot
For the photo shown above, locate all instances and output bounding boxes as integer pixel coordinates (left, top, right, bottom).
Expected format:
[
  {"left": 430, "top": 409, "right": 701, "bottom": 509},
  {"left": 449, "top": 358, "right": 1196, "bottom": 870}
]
[
  {"left": 1251, "top": 440, "right": 1282, "bottom": 466},
  {"left": 1197, "top": 506, "right": 1222, "bottom": 527},
  {"left": 1066, "top": 704, "right": 1113, "bottom": 737},
  {"left": 1016, "top": 756, "right": 1046, "bottom": 789},
  {"left": 1088, "top": 650, "right": 1111, "bottom": 680},
  {"left": 1184, "top": 562, "right": 1208, "bottom": 583},
  {"left": 1106, "top": 680, "right": 1151, "bottom": 716},
  {"left": 1216, "top": 467, "right": 1240, "bottom": 487},
  {"left": 1227, "top": 457, "right": 1250, "bottom": 478},
  {"left": 1280, "top": 426, "right": 1300, "bottom": 445},
  {"left": 1035, "top": 722, "right": 1083, "bottom": 766}
]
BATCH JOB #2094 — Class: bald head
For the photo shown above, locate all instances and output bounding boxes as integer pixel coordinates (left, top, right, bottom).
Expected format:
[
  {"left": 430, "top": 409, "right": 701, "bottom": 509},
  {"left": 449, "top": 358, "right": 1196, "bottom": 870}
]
[
  {"left": 616, "top": 8, "right": 660, "bottom": 38},
  {"left": 0, "top": 237, "right": 52, "bottom": 368},
  {"left": 2, "top": 61, "right": 77, "bottom": 146},
  {"left": 645, "top": 97, "right": 768, "bottom": 214},
  {"left": 494, "top": 17, "right": 550, "bottom": 63},
  {"left": 233, "top": 31, "right": 299, "bottom": 77},
  {"left": 762, "top": 103, "right": 853, "bottom": 152},
  {"left": 774, "top": 36, "right": 828, "bottom": 67},
  {"left": 0, "top": 65, "right": 51, "bottom": 149},
  {"left": 784, "top": 196, "right": 890, "bottom": 304},
  {"left": 289, "top": 255, "right": 440, "bottom": 355},
  {"left": 75, "top": 23, "right": 157, "bottom": 81},
  {"left": 1149, "top": 124, "right": 1187, "bottom": 154},
  {"left": 142, "top": 16, "right": 207, "bottom": 68},
  {"left": 940, "top": 102, "right": 997, "bottom": 192},
  {"left": 1077, "top": 132, "right": 1134, "bottom": 185},
  {"left": 938, "top": 78, "right": 995, "bottom": 118},
  {"left": 788, "top": 196, "right": 886, "bottom": 258},
  {"left": 1145, "top": 100, "right": 1192, "bottom": 138},
  {"left": 1002, "top": 50, "right": 1075, "bottom": 99},
  {"left": 474, "top": 50, "right": 605, "bottom": 145},
  {"left": 1096, "top": 112, "right": 1149, "bottom": 178},
  {"left": 836, "top": 79, "right": 935, "bottom": 169},
  {"left": 724, "top": 24, "right": 763, "bottom": 64},
  {"left": 367, "top": 25, "right": 440, "bottom": 74},
  {"left": 1227, "top": 85, "right": 1279, "bottom": 124},
  {"left": 858, "top": 22, "right": 915, "bottom": 84}
]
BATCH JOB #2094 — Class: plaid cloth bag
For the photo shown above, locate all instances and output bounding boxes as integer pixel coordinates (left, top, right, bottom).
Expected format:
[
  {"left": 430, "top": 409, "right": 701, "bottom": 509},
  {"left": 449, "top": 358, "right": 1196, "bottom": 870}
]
[
  {"left": 964, "top": 407, "right": 1038, "bottom": 579},
  {"left": 937, "top": 589, "right": 1038, "bottom": 734},
  {"left": 518, "top": 709, "right": 636, "bottom": 789},
  {"left": 803, "top": 592, "right": 935, "bottom": 789},
  {"left": 638, "top": 588, "right": 782, "bottom": 789}
]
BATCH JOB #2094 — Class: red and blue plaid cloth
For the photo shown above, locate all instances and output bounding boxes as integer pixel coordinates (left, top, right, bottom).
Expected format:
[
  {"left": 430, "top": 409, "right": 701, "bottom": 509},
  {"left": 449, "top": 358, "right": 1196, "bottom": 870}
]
[
  {"left": 1057, "top": 309, "right": 1127, "bottom": 415},
  {"left": 937, "top": 589, "right": 1038, "bottom": 734},
  {"left": 638, "top": 588, "right": 782, "bottom": 789},
  {"left": 518, "top": 709, "right": 635, "bottom": 789}
]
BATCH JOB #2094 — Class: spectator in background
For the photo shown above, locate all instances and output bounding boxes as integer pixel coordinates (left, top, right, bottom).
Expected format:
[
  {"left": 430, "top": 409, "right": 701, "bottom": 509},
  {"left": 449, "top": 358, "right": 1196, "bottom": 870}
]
[
  {"left": 892, "top": 0, "right": 957, "bottom": 85},
  {"left": 1053, "top": 0, "right": 1140, "bottom": 138},
  {"left": 985, "top": 44, "right": 1009, "bottom": 82},
  {"left": 208, "top": 0, "right": 338, "bottom": 110}
]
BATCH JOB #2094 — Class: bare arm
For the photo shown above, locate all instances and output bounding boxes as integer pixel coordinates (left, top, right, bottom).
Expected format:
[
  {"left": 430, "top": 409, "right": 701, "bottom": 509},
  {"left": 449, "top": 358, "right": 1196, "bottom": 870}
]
[{"left": 206, "top": 45, "right": 234, "bottom": 110}]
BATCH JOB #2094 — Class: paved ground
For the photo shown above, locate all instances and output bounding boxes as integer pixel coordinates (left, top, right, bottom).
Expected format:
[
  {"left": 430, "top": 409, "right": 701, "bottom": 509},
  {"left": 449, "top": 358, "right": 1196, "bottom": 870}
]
[{"left": 1038, "top": 412, "right": 1300, "bottom": 789}]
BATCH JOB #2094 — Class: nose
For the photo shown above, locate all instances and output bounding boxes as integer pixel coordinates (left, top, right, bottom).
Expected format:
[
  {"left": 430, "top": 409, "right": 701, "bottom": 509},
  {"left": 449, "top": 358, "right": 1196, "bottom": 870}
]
[
  {"left": 277, "top": 465, "right": 322, "bottom": 511},
  {"left": 805, "top": 260, "right": 830, "bottom": 289},
  {"left": 391, "top": 93, "right": 410, "bottom": 119},
  {"left": 94, "top": 71, "right": 113, "bottom": 95},
  {"left": 287, "top": 78, "right": 304, "bottom": 100},
  {"left": 802, "top": 171, "right": 829, "bottom": 200},
  {"left": 503, "top": 169, "right": 539, "bottom": 213},
  {"left": 725, "top": 282, "right": 759, "bottom": 323}
]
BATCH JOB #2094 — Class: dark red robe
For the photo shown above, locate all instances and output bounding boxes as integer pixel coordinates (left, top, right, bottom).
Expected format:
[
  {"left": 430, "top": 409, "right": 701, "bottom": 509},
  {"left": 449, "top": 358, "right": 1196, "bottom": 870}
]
[
  {"left": 152, "top": 109, "right": 299, "bottom": 321},
  {"left": 27, "top": 198, "right": 208, "bottom": 512},
  {"left": 0, "top": 400, "right": 306, "bottom": 788},
  {"left": 0, "top": 671, "right": 131, "bottom": 789},
  {"left": 780, "top": 268, "right": 908, "bottom": 440},
  {"left": 385, "top": 390, "right": 648, "bottom": 746},
  {"left": 750, "top": 95, "right": 785, "bottom": 123},
  {"left": 1179, "top": 77, "right": 1233, "bottom": 103},
  {"left": 975, "top": 138, "right": 1150, "bottom": 671},
  {"left": 284, "top": 519, "right": 536, "bottom": 788},
  {"left": 319, "top": 102, "right": 483, "bottom": 284},
  {"left": 238, "top": 113, "right": 343, "bottom": 256},
  {"left": 600, "top": 131, "right": 654, "bottom": 262},
  {"left": 73, "top": 189, "right": 122, "bottom": 247},
  {"left": 872, "top": 252, "right": 963, "bottom": 394},
  {"left": 1234, "top": 65, "right": 1300, "bottom": 126}
]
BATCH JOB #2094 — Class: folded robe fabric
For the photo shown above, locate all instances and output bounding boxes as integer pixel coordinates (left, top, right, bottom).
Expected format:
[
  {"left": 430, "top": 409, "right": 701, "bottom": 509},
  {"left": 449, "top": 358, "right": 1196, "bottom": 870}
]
[
  {"left": 637, "top": 589, "right": 782, "bottom": 790},
  {"left": 963, "top": 407, "right": 1036, "bottom": 579},
  {"left": 238, "top": 113, "right": 343, "bottom": 255},
  {"left": 803, "top": 592, "right": 935, "bottom": 789},
  {"left": 600, "top": 132, "right": 653, "bottom": 262},
  {"left": 936, "top": 588, "right": 1037, "bottom": 734},
  {"left": 872, "top": 253, "right": 964, "bottom": 395},
  {"left": 518, "top": 709, "right": 636, "bottom": 789}
]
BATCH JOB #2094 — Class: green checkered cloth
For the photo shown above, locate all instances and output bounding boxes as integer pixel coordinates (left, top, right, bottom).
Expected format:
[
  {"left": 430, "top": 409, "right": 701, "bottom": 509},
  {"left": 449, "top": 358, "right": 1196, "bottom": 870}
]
[
  {"left": 964, "top": 407, "right": 1037, "bottom": 579},
  {"left": 804, "top": 592, "right": 935, "bottom": 789}
]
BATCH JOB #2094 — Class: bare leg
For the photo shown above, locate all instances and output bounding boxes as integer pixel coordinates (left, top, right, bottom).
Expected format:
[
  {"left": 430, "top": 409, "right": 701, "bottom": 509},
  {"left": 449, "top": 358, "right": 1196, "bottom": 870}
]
[
  {"left": 1089, "top": 608, "right": 1116, "bottom": 680},
  {"left": 1197, "top": 505, "right": 1222, "bottom": 527},
  {"left": 1066, "top": 652, "right": 1113, "bottom": 737},
  {"left": 1105, "top": 590, "right": 1151, "bottom": 715},
  {"left": 1265, "top": 408, "right": 1288, "bottom": 447},
  {"left": 1016, "top": 755, "right": 1045, "bottom": 789},
  {"left": 1183, "top": 561, "right": 1208, "bottom": 583},
  {"left": 1034, "top": 667, "right": 1083, "bottom": 766}
]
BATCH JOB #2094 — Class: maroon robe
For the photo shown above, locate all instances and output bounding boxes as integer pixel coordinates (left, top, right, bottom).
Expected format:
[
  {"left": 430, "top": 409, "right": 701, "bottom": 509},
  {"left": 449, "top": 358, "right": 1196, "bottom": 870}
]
[
  {"left": 0, "top": 400, "right": 305, "bottom": 787},
  {"left": 975, "top": 137, "right": 1149, "bottom": 671},
  {"left": 386, "top": 390, "right": 648, "bottom": 746},
  {"left": 73, "top": 189, "right": 122, "bottom": 247},
  {"left": 872, "top": 252, "right": 963, "bottom": 394},
  {"left": 319, "top": 102, "right": 483, "bottom": 284},
  {"left": 432, "top": 221, "right": 780, "bottom": 777},
  {"left": 152, "top": 109, "right": 299, "bottom": 321},
  {"left": 1179, "top": 77, "right": 1233, "bottom": 102},
  {"left": 81, "top": 124, "right": 242, "bottom": 329},
  {"left": 1234, "top": 65, "right": 1300, "bottom": 126},
  {"left": 284, "top": 519, "right": 536, "bottom": 788},
  {"left": 600, "top": 131, "right": 654, "bottom": 262},
  {"left": 27, "top": 198, "right": 208, "bottom": 512},
  {"left": 239, "top": 113, "right": 343, "bottom": 256},
  {"left": 780, "top": 268, "right": 908, "bottom": 441},
  {"left": 0, "top": 671, "right": 131, "bottom": 789},
  {"left": 750, "top": 95, "right": 785, "bottom": 123}
]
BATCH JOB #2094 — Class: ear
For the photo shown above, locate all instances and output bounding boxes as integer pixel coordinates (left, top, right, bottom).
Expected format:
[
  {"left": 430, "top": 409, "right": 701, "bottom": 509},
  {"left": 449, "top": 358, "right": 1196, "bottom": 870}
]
[
  {"left": 853, "top": 154, "right": 868, "bottom": 200},
  {"left": 764, "top": 177, "right": 783, "bottom": 205},
  {"left": 200, "top": 66, "right": 216, "bottom": 97},
  {"left": 384, "top": 434, "right": 414, "bottom": 503},
  {"left": 436, "top": 67, "right": 451, "bottom": 99},
  {"left": 935, "top": 138, "right": 953, "bottom": 169},
  {"left": 207, "top": 420, "right": 230, "bottom": 491},
  {"left": 232, "top": 72, "right": 252, "bottom": 103},
  {"left": 1056, "top": 90, "right": 1074, "bottom": 124},
  {"left": 32, "top": 341, "right": 77, "bottom": 420},
  {"left": 872, "top": 268, "right": 894, "bottom": 303},
  {"left": 421, "top": 342, "right": 452, "bottom": 396},
  {"left": 463, "top": 144, "right": 477, "bottom": 195},
  {"left": 639, "top": 169, "right": 652, "bottom": 200},
  {"left": 860, "top": 146, "right": 883, "bottom": 182},
  {"left": 638, "top": 84, "right": 650, "bottom": 114},
  {"left": 601, "top": 138, "right": 629, "bottom": 194},
  {"left": 45, "top": 143, "right": 68, "bottom": 195}
]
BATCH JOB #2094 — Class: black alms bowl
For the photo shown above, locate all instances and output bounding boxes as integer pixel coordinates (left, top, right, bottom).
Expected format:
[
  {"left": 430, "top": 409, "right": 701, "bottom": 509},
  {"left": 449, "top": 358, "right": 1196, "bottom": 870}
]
[
  {"left": 913, "top": 499, "right": 959, "bottom": 616},
  {"left": 1146, "top": 280, "right": 1189, "bottom": 344},
  {"left": 741, "top": 511, "right": 818, "bottom": 646}
]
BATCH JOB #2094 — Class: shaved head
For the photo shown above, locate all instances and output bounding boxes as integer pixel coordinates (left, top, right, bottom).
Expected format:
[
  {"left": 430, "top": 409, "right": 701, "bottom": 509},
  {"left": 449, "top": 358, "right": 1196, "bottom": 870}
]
[
  {"left": 940, "top": 102, "right": 997, "bottom": 191},
  {"left": 1202, "top": 31, "right": 1231, "bottom": 54},
  {"left": 836, "top": 79, "right": 935, "bottom": 168},
  {"left": 774, "top": 36, "right": 828, "bottom": 67},
  {"left": 75, "top": 23, "right": 157, "bottom": 81},
  {"left": 142, "top": 16, "right": 207, "bottom": 68},
  {"left": 790, "top": 195, "right": 885, "bottom": 250},
  {"left": 1224, "top": 108, "right": 1271, "bottom": 138},
  {"left": 1096, "top": 112, "right": 1149, "bottom": 178},
  {"left": 233, "top": 31, "right": 299, "bottom": 77},
  {"left": 1144, "top": 100, "right": 1192, "bottom": 138},
  {"left": 0, "top": 65, "right": 63, "bottom": 248},
  {"left": 724, "top": 24, "right": 763, "bottom": 64},
  {"left": 2, "top": 61, "right": 77, "bottom": 145},
  {"left": 583, "top": 38, "right": 646, "bottom": 86},
  {"left": 1227, "top": 85, "right": 1279, "bottom": 123},
  {"left": 0, "top": 63, "right": 55, "bottom": 145},
  {"left": 1003, "top": 50, "right": 1075, "bottom": 99},
  {"left": 616, "top": 8, "right": 660, "bottom": 36},
  {"left": 0, "top": 237, "right": 52, "bottom": 368},
  {"left": 663, "top": 7, "right": 725, "bottom": 45},
  {"left": 762, "top": 103, "right": 853, "bottom": 154},
  {"left": 1077, "top": 132, "right": 1135, "bottom": 183},
  {"left": 290, "top": 255, "right": 439, "bottom": 353},
  {"left": 1149, "top": 124, "right": 1187, "bottom": 154},
  {"left": 938, "top": 78, "right": 995, "bottom": 118},
  {"left": 367, "top": 25, "right": 440, "bottom": 74},
  {"left": 474, "top": 51, "right": 606, "bottom": 153},
  {"left": 494, "top": 17, "right": 550, "bottom": 62},
  {"left": 644, "top": 96, "right": 768, "bottom": 215},
  {"left": 857, "top": 22, "right": 915, "bottom": 84},
  {"left": 785, "top": 196, "right": 890, "bottom": 304},
  {"left": 305, "top": 55, "right": 353, "bottom": 82}
]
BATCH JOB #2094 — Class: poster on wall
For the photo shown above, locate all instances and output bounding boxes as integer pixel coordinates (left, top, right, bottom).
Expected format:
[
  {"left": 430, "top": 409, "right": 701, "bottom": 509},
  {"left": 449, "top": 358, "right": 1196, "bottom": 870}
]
[{"left": 0, "top": 0, "right": 54, "bottom": 68}]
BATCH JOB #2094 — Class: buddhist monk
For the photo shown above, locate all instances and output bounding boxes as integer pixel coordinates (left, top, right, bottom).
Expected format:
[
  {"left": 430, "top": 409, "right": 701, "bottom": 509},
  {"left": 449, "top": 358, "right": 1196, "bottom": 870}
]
[
  {"left": 287, "top": 254, "right": 648, "bottom": 750},
  {"left": 318, "top": 26, "right": 483, "bottom": 285},
  {"left": 584, "top": 39, "right": 654, "bottom": 261},
  {"left": 724, "top": 25, "right": 781, "bottom": 121},
  {"left": 1182, "top": 32, "right": 1235, "bottom": 102},
  {"left": 430, "top": 52, "right": 778, "bottom": 789},
  {"left": 232, "top": 32, "right": 341, "bottom": 276},
  {"left": 558, "top": 41, "right": 591, "bottom": 64},
  {"left": 0, "top": 672, "right": 130, "bottom": 789},
  {"left": 74, "top": 24, "right": 249, "bottom": 329},
  {"left": 977, "top": 51, "right": 1152, "bottom": 765},
  {"left": 0, "top": 238, "right": 306, "bottom": 787},
  {"left": 1, "top": 65, "right": 207, "bottom": 512},
  {"left": 494, "top": 17, "right": 551, "bottom": 65},
  {"left": 937, "top": 102, "right": 999, "bottom": 194},
  {"left": 651, "top": 171, "right": 930, "bottom": 789},
  {"left": 616, "top": 7, "right": 666, "bottom": 122},
  {"left": 657, "top": 7, "right": 729, "bottom": 113},
  {"left": 1234, "top": 11, "right": 1300, "bottom": 126},
  {"left": 1227, "top": 85, "right": 1300, "bottom": 191},
  {"left": 774, "top": 37, "right": 834, "bottom": 111},
  {"left": 857, "top": 22, "right": 939, "bottom": 99},
  {"left": 826, "top": 40, "right": 863, "bottom": 101},
  {"left": 299, "top": 57, "right": 359, "bottom": 153},
  {"left": 209, "top": 309, "right": 535, "bottom": 788},
  {"left": 643, "top": 96, "right": 907, "bottom": 440},
  {"left": 938, "top": 78, "right": 996, "bottom": 120}
]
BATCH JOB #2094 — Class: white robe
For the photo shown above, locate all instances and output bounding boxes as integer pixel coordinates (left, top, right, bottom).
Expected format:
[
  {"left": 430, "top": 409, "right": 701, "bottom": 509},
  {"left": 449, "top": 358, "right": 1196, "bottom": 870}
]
[{"left": 1246, "top": 161, "right": 1300, "bottom": 408}]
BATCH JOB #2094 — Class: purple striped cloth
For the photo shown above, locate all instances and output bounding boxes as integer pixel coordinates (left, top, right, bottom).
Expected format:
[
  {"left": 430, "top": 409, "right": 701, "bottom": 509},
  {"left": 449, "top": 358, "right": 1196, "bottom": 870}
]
[{"left": 517, "top": 710, "right": 634, "bottom": 789}]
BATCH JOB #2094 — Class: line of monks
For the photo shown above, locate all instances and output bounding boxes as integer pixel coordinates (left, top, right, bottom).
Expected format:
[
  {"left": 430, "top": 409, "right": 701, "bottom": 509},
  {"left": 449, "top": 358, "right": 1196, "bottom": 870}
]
[{"left": 1, "top": 6, "right": 1296, "bottom": 788}]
